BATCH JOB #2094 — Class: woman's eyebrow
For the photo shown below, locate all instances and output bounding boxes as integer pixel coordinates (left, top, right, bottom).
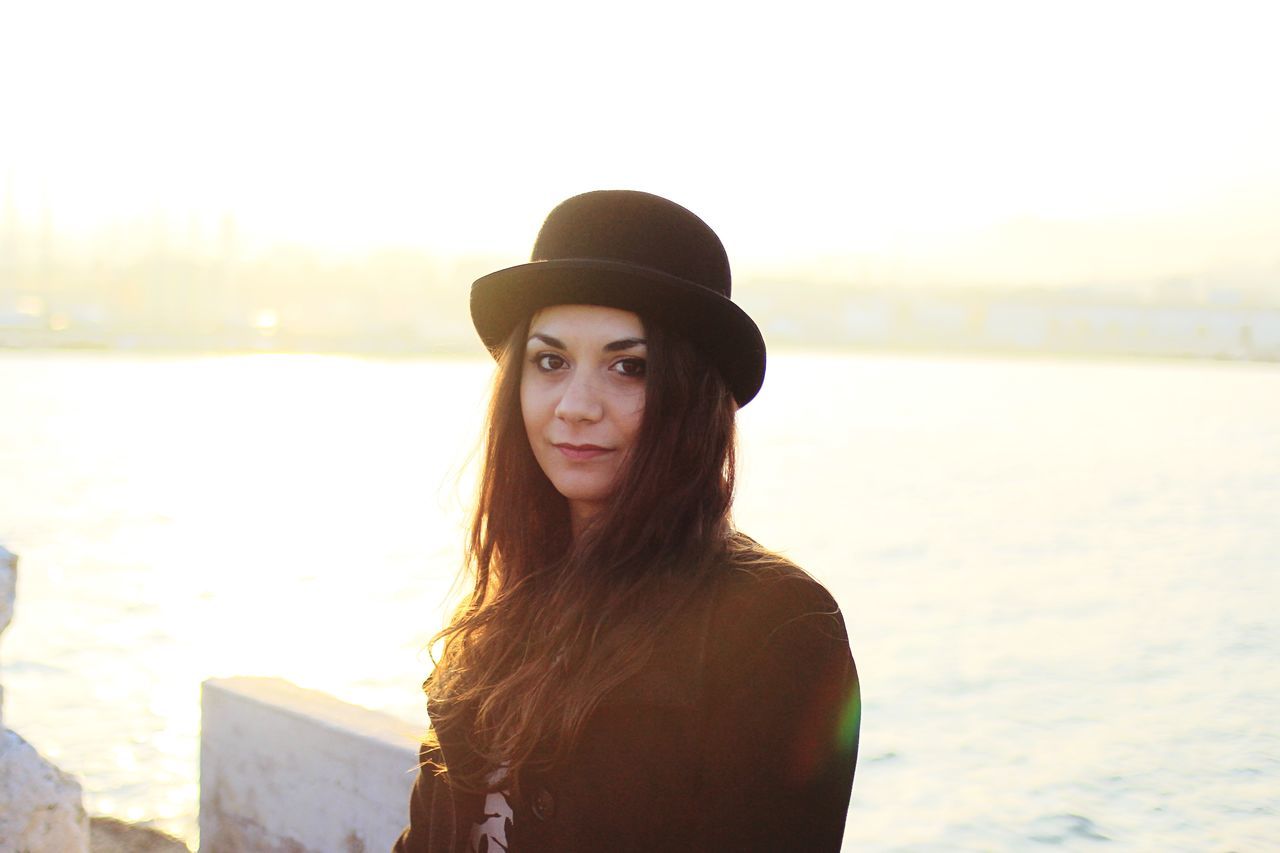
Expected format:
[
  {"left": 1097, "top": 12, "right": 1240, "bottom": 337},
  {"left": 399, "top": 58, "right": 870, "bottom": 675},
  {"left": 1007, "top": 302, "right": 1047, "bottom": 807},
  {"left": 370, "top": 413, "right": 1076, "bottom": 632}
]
[
  {"left": 527, "top": 333, "right": 565, "bottom": 349},
  {"left": 603, "top": 337, "right": 647, "bottom": 352},
  {"left": 527, "top": 333, "right": 646, "bottom": 352}
]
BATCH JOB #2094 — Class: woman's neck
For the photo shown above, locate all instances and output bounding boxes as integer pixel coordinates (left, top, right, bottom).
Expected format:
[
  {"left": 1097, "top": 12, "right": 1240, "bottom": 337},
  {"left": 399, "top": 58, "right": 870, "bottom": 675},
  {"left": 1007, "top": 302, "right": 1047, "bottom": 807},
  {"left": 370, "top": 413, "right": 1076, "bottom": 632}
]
[{"left": 568, "top": 499, "right": 604, "bottom": 538}]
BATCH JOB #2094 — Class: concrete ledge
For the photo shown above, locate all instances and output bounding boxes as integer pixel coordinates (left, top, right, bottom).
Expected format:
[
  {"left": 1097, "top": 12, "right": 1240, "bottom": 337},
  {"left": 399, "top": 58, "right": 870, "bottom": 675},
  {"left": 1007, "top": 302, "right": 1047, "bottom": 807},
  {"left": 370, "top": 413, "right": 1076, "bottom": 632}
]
[{"left": 199, "top": 677, "right": 423, "bottom": 853}]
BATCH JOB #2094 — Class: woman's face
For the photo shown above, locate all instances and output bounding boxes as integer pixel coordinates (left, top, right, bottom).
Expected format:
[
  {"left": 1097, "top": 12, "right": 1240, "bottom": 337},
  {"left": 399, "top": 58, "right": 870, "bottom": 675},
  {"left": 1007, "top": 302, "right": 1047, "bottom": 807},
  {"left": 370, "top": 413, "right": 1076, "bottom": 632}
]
[{"left": 521, "top": 304, "right": 647, "bottom": 530}]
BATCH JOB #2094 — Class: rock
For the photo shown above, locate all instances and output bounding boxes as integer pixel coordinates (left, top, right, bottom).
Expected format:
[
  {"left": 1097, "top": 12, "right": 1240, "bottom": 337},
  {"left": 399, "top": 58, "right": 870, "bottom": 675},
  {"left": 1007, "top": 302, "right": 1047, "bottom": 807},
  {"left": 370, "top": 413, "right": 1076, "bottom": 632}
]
[
  {"left": 90, "top": 816, "right": 190, "bottom": 852},
  {"left": 1, "top": 546, "right": 98, "bottom": 853},
  {"left": 0, "top": 728, "right": 89, "bottom": 852}
]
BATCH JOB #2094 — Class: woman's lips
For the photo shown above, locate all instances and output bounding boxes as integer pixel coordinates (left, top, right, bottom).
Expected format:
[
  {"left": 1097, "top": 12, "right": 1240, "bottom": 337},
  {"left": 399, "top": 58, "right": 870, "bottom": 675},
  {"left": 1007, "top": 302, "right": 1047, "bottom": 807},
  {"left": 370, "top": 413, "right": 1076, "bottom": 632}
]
[{"left": 554, "top": 443, "right": 612, "bottom": 461}]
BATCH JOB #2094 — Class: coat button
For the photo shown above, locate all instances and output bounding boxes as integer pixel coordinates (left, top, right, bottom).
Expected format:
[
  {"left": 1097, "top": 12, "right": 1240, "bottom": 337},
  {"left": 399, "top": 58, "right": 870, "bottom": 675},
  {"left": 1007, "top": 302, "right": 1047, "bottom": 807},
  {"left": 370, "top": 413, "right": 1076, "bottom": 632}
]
[{"left": 531, "top": 786, "right": 555, "bottom": 821}]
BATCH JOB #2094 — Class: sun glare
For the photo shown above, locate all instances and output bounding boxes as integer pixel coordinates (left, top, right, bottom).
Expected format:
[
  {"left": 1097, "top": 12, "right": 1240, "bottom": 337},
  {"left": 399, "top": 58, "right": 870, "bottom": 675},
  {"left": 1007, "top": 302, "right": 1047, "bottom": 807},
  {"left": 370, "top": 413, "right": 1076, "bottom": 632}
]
[{"left": 252, "top": 309, "right": 280, "bottom": 334}]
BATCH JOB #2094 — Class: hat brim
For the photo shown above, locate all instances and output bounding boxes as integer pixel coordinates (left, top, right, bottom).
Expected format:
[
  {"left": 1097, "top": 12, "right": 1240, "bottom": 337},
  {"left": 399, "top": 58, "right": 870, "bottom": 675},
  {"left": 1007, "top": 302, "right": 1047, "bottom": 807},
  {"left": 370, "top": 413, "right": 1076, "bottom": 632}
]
[{"left": 471, "top": 258, "right": 766, "bottom": 407}]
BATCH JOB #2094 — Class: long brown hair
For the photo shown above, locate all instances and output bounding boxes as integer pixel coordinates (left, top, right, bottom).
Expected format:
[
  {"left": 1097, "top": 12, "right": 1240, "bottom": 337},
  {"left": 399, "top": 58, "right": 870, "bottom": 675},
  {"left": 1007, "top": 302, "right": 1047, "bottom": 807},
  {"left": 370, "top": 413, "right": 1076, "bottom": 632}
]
[{"left": 425, "top": 310, "right": 739, "bottom": 793}]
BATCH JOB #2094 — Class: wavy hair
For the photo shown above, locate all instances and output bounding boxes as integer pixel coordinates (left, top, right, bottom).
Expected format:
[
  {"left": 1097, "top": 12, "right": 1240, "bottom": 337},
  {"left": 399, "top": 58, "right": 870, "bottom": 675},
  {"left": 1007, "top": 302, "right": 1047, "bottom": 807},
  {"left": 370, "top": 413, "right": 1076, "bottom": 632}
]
[{"left": 424, "top": 311, "right": 739, "bottom": 794}]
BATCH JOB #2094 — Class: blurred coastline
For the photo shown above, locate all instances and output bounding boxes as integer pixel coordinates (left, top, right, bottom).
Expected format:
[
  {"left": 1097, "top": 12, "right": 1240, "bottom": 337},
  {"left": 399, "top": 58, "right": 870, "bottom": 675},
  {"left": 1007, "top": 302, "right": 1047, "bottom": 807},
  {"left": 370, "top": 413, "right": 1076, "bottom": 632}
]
[
  {"left": 2, "top": 238, "right": 1278, "bottom": 362},
  {"left": 4, "top": 187, "right": 1278, "bottom": 362}
]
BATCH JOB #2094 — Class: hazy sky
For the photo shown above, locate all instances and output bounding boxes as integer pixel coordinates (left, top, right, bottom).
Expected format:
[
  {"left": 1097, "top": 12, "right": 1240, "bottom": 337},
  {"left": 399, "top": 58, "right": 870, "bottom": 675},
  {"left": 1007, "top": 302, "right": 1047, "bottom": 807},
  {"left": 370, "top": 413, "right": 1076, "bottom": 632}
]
[{"left": 3, "top": 0, "right": 1278, "bottom": 280}]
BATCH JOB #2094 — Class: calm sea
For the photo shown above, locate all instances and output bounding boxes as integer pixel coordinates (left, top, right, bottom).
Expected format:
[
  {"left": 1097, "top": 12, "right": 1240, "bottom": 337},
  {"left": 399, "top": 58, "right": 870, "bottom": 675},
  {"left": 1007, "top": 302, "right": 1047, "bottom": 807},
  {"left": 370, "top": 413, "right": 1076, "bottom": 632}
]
[{"left": 1, "top": 351, "right": 1277, "bottom": 850}]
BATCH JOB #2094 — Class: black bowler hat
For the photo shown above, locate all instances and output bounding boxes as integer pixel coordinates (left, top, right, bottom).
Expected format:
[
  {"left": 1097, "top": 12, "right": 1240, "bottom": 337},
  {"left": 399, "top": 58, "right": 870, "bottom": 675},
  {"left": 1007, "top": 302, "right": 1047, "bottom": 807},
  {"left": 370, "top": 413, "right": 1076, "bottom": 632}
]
[{"left": 470, "top": 190, "right": 766, "bottom": 407}]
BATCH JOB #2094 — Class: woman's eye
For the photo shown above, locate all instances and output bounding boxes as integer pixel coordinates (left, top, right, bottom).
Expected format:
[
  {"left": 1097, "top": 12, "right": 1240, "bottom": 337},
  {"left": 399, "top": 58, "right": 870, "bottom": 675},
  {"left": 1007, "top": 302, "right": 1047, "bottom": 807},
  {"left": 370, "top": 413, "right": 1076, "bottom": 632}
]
[
  {"left": 612, "top": 357, "right": 647, "bottom": 378},
  {"left": 534, "top": 353, "right": 567, "bottom": 371}
]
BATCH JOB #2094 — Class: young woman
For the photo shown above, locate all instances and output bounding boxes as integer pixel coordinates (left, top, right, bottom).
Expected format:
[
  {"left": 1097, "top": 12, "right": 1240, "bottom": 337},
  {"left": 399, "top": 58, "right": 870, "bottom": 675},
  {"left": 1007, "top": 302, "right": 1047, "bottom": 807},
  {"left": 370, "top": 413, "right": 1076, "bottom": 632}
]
[{"left": 395, "top": 191, "right": 859, "bottom": 852}]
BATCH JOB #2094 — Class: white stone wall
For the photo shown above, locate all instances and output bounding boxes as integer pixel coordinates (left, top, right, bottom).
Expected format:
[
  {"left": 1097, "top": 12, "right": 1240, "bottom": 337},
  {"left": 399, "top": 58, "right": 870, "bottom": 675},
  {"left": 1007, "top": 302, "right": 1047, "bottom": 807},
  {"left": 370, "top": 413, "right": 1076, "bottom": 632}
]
[
  {"left": 199, "top": 676, "right": 422, "bottom": 853},
  {"left": 0, "top": 543, "right": 14, "bottom": 728}
]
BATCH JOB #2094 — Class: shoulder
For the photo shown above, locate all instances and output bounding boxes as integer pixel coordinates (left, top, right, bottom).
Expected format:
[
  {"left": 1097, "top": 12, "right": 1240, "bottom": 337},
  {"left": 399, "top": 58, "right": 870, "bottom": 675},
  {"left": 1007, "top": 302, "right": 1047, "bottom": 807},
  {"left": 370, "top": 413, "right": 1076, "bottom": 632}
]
[
  {"left": 703, "top": 533, "right": 850, "bottom": 665},
  {"left": 696, "top": 533, "right": 860, "bottom": 800},
  {"left": 711, "top": 533, "right": 846, "bottom": 631}
]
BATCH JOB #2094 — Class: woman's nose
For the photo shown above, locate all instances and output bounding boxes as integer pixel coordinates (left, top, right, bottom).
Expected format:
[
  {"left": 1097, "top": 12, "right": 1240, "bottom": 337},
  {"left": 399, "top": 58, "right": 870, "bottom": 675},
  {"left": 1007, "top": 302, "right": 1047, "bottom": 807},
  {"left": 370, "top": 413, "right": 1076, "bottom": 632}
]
[{"left": 555, "top": 371, "right": 604, "bottom": 422}]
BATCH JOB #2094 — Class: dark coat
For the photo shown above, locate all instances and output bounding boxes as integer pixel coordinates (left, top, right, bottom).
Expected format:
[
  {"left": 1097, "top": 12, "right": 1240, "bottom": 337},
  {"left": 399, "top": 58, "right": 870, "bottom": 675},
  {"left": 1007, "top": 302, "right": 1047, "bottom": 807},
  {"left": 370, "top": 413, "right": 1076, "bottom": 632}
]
[{"left": 394, "top": 555, "right": 860, "bottom": 852}]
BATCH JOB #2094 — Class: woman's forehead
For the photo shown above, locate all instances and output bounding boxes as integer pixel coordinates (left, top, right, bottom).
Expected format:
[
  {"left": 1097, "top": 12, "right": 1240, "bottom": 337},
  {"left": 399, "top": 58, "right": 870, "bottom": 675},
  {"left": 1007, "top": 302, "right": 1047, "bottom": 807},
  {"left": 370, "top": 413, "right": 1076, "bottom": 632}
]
[{"left": 526, "top": 304, "right": 646, "bottom": 343}]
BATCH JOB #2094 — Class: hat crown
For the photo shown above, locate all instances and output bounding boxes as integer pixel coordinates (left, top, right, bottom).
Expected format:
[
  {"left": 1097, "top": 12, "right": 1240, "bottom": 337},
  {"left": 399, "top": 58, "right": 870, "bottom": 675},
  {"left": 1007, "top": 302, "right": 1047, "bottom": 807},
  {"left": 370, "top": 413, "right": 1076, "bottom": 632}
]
[{"left": 530, "top": 190, "right": 732, "bottom": 298}]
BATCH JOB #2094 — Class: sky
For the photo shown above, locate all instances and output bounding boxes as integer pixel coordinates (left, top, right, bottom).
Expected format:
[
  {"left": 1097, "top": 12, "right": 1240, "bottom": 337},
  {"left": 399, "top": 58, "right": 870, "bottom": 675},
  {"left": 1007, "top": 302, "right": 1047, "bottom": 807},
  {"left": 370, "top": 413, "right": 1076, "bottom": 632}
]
[{"left": 2, "top": 0, "right": 1278, "bottom": 283}]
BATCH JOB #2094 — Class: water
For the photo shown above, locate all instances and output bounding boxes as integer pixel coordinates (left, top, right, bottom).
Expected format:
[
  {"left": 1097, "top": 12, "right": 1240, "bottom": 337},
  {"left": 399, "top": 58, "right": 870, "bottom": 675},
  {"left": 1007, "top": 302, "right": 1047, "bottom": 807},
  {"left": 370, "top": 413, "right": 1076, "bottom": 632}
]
[{"left": 1, "top": 350, "right": 1277, "bottom": 850}]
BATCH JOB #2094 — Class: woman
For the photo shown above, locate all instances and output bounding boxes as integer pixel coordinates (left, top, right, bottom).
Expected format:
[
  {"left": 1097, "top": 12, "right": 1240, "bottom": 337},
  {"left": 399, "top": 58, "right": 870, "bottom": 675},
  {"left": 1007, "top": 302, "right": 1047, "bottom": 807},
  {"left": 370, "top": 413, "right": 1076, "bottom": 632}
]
[{"left": 395, "top": 190, "right": 859, "bottom": 852}]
